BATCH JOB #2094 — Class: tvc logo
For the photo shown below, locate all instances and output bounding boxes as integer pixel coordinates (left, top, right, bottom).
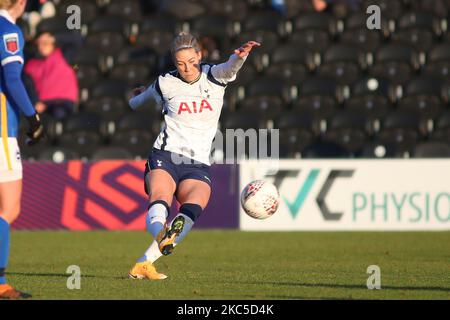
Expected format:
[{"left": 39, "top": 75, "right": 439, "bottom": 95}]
[{"left": 266, "top": 169, "right": 355, "bottom": 220}]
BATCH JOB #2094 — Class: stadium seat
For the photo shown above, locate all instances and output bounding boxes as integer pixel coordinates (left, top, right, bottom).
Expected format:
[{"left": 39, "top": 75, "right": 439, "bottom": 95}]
[
  {"left": 413, "top": 142, "right": 450, "bottom": 158},
  {"left": 238, "top": 96, "right": 283, "bottom": 121},
  {"left": 85, "top": 32, "right": 125, "bottom": 55},
  {"left": 245, "top": 76, "right": 293, "bottom": 103},
  {"left": 222, "top": 112, "right": 266, "bottom": 130},
  {"left": 345, "top": 96, "right": 390, "bottom": 121},
  {"left": 82, "top": 97, "right": 129, "bottom": 122},
  {"left": 106, "top": 0, "right": 142, "bottom": 22},
  {"left": 270, "top": 43, "right": 316, "bottom": 70},
  {"left": 58, "top": 132, "right": 102, "bottom": 158},
  {"left": 91, "top": 146, "right": 134, "bottom": 160},
  {"left": 397, "top": 12, "right": 443, "bottom": 36},
  {"left": 303, "top": 140, "right": 352, "bottom": 158},
  {"left": 276, "top": 111, "right": 319, "bottom": 157},
  {"left": 75, "top": 65, "right": 101, "bottom": 90},
  {"left": 398, "top": 76, "right": 444, "bottom": 119},
  {"left": 233, "top": 64, "right": 257, "bottom": 86},
  {"left": 110, "top": 131, "right": 155, "bottom": 158},
  {"left": 89, "top": 15, "right": 129, "bottom": 35},
  {"left": 91, "top": 80, "right": 129, "bottom": 100},
  {"left": 294, "top": 13, "right": 338, "bottom": 35},
  {"left": 370, "top": 44, "right": 419, "bottom": 85},
  {"left": 206, "top": 0, "right": 249, "bottom": 21},
  {"left": 38, "top": 147, "right": 80, "bottom": 162},
  {"left": 345, "top": 77, "right": 393, "bottom": 120},
  {"left": 267, "top": 43, "right": 313, "bottom": 83},
  {"left": 115, "top": 46, "right": 158, "bottom": 66},
  {"left": 191, "top": 15, "right": 235, "bottom": 39},
  {"left": 323, "top": 111, "right": 369, "bottom": 153},
  {"left": 136, "top": 31, "right": 174, "bottom": 56},
  {"left": 235, "top": 30, "right": 279, "bottom": 54},
  {"left": 319, "top": 44, "right": 367, "bottom": 85},
  {"left": 340, "top": 28, "right": 382, "bottom": 52},
  {"left": 410, "top": 0, "right": 449, "bottom": 18},
  {"left": 243, "top": 11, "right": 286, "bottom": 36},
  {"left": 110, "top": 64, "right": 151, "bottom": 86},
  {"left": 36, "top": 17, "right": 69, "bottom": 34},
  {"left": 390, "top": 29, "right": 434, "bottom": 52},
  {"left": 431, "top": 111, "right": 450, "bottom": 143},
  {"left": 404, "top": 76, "right": 443, "bottom": 97},
  {"left": 425, "top": 44, "right": 450, "bottom": 80},
  {"left": 377, "top": 111, "right": 425, "bottom": 154},
  {"left": 117, "top": 112, "right": 162, "bottom": 137},
  {"left": 359, "top": 140, "right": 409, "bottom": 158},
  {"left": 139, "top": 15, "right": 180, "bottom": 34},
  {"left": 294, "top": 77, "right": 341, "bottom": 119},
  {"left": 290, "top": 29, "right": 330, "bottom": 53},
  {"left": 265, "top": 62, "right": 307, "bottom": 85},
  {"left": 63, "top": 113, "right": 102, "bottom": 134}
]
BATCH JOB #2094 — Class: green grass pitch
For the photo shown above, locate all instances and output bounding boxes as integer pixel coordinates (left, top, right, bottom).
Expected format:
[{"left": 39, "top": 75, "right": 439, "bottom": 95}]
[{"left": 7, "top": 230, "right": 450, "bottom": 299}]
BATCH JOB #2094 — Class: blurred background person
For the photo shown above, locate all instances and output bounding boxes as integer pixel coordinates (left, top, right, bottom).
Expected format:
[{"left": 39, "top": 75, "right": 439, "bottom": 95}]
[{"left": 24, "top": 31, "right": 78, "bottom": 120}]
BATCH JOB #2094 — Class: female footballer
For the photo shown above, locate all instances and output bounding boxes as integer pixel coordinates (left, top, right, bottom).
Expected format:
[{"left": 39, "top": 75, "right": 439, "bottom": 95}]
[
  {"left": 0, "top": 0, "right": 44, "bottom": 298},
  {"left": 128, "top": 32, "right": 259, "bottom": 280}
]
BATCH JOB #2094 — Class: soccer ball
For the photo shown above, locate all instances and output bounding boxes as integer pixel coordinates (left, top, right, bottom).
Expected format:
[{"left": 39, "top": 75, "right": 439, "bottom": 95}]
[{"left": 241, "top": 180, "right": 280, "bottom": 219}]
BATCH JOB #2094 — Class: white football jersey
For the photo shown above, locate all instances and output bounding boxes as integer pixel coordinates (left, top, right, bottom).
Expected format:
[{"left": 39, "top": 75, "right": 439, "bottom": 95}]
[{"left": 129, "top": 54, "right": 246, "bottom": 165}]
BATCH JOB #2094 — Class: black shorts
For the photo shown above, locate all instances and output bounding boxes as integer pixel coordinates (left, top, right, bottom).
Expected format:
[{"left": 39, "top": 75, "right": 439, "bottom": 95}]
[{"left": 144, "top": 148, "right": 212, "bottom": 195}]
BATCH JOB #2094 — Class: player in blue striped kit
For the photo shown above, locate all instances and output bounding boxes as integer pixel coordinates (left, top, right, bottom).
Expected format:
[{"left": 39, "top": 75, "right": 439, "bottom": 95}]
[{"left": 0, "top": 0, "right": 44, "bottom": 299}]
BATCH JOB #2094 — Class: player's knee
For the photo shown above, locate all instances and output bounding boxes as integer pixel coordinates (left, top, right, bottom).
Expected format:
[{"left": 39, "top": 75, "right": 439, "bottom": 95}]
[
  {"left": 1, "top": 203, "right": 21, "bottom": 224},
  {"left": 149, "top": 192, "right": 173, "bottom": 205},
  {"left": 179, "top": 203, "right": 203, "bottom": 222}
]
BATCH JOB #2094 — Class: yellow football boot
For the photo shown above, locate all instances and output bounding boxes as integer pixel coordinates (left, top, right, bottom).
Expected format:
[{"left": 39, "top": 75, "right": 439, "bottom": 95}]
[{"left": 128, "top": 261, "right": 167, "bottom": 280}]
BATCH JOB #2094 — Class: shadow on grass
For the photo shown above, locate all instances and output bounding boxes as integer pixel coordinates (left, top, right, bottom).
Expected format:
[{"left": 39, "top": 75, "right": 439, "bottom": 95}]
[
  {"left": 237, "top": 281, "right": 450, "bottom": 293},
  {"left": 8, "top": 272, "right": 146, "bottom": 280}
]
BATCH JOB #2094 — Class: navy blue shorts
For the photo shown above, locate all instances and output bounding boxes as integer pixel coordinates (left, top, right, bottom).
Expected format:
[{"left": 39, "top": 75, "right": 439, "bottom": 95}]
[{"left": 144, "top": 148, "right": 212, "bottom": 195}]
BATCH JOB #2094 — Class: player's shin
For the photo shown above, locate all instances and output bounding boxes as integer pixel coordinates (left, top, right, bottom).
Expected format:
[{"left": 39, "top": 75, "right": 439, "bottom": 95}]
[
  {"left": 0, "top": 216, "right": 10, "bottom": 285},
  {"left": 173, "top": 203, "right": 202, "bottom": 247},
  {"left": 146, "top": 200, "right": 169, "bottom": 238}
]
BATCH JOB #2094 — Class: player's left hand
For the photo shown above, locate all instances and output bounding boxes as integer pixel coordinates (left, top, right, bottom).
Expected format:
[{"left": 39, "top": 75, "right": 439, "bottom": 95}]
[
  {"left": 26, "top": 113, "right": 45, "bottom": 146},
  {"left": 234, "top": 41, "right": 261, "bottom": 58}
]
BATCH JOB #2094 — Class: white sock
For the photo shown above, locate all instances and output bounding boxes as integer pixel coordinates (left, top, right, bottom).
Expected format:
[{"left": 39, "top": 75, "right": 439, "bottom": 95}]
[
  {"left": 138, "top": 240, "right": 162, "bottom": 263},
  {"left": 173, "top": 213, "right": 194, "bottom": 247},
  {"left": 137, "top": 202, "right": 169, "bottom": 263},
  {"left": 146, "top": 203, "right": 168, "bottom": 238}
]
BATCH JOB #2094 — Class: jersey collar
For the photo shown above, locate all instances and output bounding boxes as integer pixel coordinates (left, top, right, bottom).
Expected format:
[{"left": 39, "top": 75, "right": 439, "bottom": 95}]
[
  {"left": 0, "top": 10, "right": 15, "bottom": 24},
  {"left": 176, "top": 69, "right": 202, "bottom": 85}
]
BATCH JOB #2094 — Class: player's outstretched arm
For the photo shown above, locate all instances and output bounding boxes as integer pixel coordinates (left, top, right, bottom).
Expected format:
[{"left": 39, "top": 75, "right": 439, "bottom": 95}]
[
  {"left": 128, "top": 82, "right": 161, "bottom": 110},
  {"left": 212, "top": 41, "right": 261, "bottom": 84}
]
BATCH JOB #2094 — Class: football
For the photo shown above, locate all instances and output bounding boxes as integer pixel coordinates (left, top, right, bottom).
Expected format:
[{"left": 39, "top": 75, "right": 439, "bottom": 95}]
[{"left": 241, "top": 180, "right": 280, "bottom": 219}]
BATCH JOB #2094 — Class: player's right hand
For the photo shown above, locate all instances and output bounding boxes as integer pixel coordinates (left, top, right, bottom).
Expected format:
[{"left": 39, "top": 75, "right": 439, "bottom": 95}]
[
  {"left": 25, "top": 113, "right": 45, "bottom": 146},
  {"left": 133, "top": 86, "right": 146, "bottom": 97}
]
